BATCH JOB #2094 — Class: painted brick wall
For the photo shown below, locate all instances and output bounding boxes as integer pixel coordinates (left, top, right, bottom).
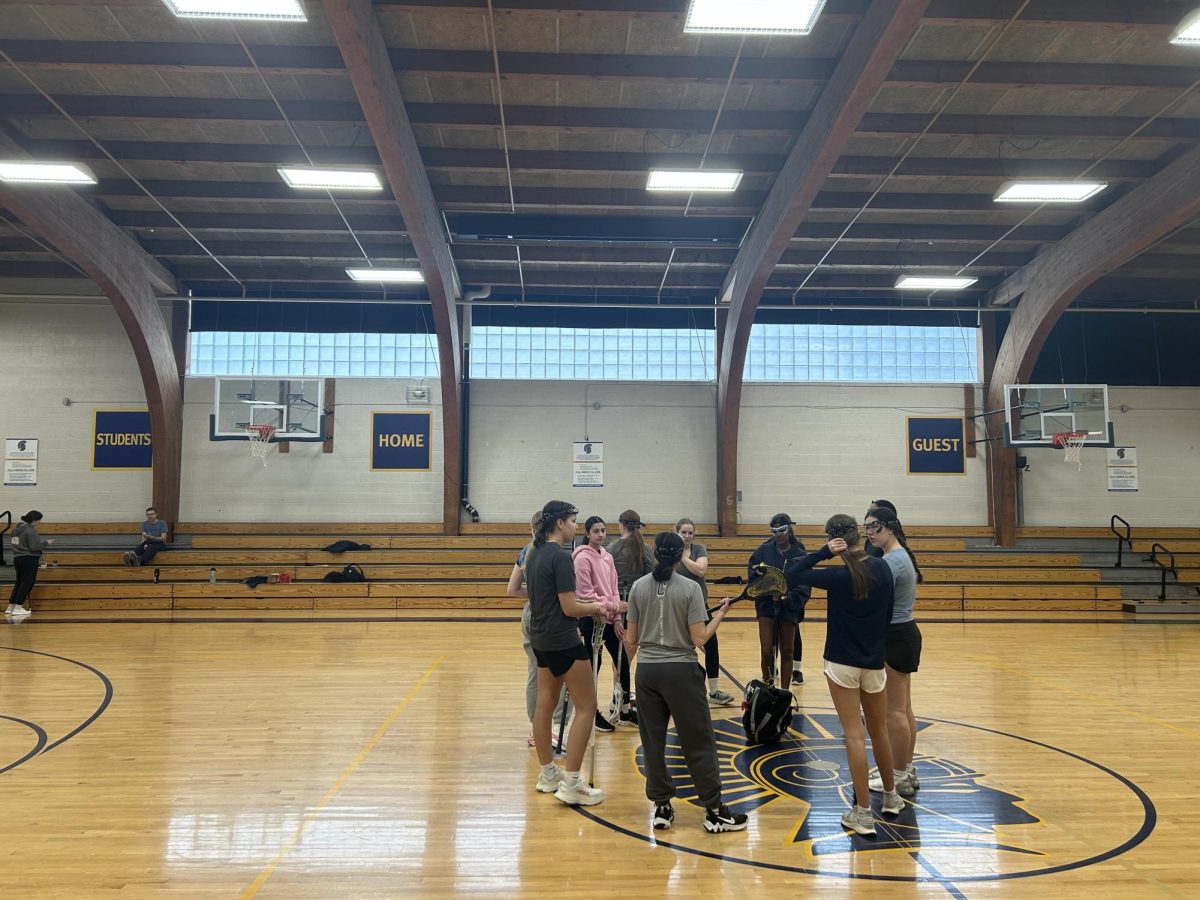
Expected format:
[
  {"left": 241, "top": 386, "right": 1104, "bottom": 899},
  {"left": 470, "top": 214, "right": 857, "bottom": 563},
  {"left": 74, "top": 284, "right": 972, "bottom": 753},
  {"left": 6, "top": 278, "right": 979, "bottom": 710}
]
[
  {"left": 466, "top": 381, "right": 717, "bottom": 524},
  {"left": 180, "top": 377, "right": 443, "bottom": 523},
  {"left": 0, "top": 300, "right": 151, "bottom": 520},
  {"left": 739, "top": 384, "right": 988, "bottom": 526},
  {"left": 1021, "top": 387, "right": 1200, "bottom": 527}
]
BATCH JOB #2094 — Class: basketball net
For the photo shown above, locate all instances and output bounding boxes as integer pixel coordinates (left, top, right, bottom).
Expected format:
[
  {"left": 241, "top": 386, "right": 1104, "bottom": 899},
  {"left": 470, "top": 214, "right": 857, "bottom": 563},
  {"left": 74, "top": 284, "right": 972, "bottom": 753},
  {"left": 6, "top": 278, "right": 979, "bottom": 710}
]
[
  {"left": 246, "top": 424, "right": 276, "bottom": 466},
  {"left": 1052, "top": 430, "right": 1087, "bottom": 470}
]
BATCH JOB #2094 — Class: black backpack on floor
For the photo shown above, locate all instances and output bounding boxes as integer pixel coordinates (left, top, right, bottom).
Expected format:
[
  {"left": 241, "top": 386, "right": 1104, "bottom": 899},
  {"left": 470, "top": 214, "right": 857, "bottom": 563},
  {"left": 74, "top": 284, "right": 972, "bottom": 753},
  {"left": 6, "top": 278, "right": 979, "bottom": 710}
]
[{"left": 742, "top": 679, "right": 794, "bottom": 744}]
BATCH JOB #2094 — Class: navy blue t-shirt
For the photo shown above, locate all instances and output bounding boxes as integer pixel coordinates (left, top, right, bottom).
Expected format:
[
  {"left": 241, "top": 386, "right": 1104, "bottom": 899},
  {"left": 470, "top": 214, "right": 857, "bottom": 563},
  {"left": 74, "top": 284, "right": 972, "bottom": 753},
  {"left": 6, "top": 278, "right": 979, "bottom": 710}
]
[{"left": 786, "top": 547, "right": 894, "bottom": 669}]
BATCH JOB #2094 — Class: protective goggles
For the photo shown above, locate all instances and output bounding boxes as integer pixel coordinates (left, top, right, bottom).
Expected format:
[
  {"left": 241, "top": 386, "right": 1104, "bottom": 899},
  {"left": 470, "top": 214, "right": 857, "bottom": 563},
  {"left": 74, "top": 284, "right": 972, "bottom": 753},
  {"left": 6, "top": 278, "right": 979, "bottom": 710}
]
[{"left": 769, "top": 523, "right": 792, "bottom": 535}]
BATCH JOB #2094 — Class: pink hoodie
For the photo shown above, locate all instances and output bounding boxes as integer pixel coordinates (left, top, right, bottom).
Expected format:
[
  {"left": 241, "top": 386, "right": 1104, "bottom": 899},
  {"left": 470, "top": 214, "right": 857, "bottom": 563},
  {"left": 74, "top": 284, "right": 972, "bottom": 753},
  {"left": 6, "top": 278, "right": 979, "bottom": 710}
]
[{"left": 571, "top": 542, "right": 622, "bottom": 625}]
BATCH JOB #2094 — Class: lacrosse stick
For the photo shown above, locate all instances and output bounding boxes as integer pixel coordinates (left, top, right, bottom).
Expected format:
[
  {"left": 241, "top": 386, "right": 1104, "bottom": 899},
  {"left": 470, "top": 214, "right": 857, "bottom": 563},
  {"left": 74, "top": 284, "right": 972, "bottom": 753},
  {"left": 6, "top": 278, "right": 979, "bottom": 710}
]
[
  {"left": 705, "top": 563, "right": 787, "bottom": 615},
  {"left": 587, "top": 611, "right": 606, "bottom": 787}
]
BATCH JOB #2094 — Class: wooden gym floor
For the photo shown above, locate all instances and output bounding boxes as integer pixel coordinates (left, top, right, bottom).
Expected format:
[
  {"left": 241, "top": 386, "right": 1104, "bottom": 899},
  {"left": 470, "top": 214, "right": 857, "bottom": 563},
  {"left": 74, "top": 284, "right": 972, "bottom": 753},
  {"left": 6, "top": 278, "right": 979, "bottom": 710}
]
[{"left": 1, "top": 615, "right": 1197, "bottom": 898}]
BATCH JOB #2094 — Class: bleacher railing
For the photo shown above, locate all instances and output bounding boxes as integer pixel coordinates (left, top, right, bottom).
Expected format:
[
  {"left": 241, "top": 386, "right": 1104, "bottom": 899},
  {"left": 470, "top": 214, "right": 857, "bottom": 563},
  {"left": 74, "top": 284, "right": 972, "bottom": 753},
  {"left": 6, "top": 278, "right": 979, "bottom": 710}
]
[
  {"left": 0, "top": 510, "right": 11, "bottom": 566},
  {"left": 1110, "top": 514, "right": 1132, "bottom": 568},
  {"left": 1148, "top": 542, "right": 1176, "bottom": 601}
]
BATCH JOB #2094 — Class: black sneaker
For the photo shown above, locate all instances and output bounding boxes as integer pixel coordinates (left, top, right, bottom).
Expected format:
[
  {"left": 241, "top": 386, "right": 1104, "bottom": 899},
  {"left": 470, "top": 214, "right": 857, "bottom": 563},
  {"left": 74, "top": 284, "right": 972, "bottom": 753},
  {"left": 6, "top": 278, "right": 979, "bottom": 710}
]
[
  {"left": 653, "top": 802, "right": 674, "bottom": 830},
  {"left": 618, "top": 707, "right": 639, "bottom": 727},
  {"left": 704, "top": 803, "right": 748, "bottom": 833},
  {"left": 790, "top": 670, "right": 804, "bottom": 686},
  {"left": 594, "top": 710, "right": 616, "bottom": 733}
]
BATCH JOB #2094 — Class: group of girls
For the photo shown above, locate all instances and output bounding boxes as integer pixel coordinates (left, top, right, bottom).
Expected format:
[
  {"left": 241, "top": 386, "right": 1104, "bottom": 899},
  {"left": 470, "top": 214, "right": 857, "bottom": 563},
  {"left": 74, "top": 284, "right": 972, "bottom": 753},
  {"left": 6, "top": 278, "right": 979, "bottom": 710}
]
[{"left": 783, "top": 500, "right": 924, "bottom": 836}]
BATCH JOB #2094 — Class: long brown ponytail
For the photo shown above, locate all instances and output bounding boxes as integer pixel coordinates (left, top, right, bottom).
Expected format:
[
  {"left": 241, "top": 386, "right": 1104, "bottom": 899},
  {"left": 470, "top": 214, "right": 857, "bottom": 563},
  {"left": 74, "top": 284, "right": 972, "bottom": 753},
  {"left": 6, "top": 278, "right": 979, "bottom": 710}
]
[
  {"left": 618, "top": 509, "right": 646, "bottom": 573},
  {"left": 825, "top": 513, "right": 875, "bottom": 600},
  {"left": 868, "top": 506, "right": 924, "bottom": 583}
]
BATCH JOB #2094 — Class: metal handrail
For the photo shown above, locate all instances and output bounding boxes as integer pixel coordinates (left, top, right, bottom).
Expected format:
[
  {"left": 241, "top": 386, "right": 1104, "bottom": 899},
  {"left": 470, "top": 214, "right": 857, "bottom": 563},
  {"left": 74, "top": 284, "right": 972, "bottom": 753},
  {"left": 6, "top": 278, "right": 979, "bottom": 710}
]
[
  {"left": 1110, "top": 514, "right": 1132, "bottom": 568},
  {"left": 1149, "top": 542, "right": 1177, "bottom": 601},
  {"left": 0, "top": 510, "right": 10, "bottom": 566}
]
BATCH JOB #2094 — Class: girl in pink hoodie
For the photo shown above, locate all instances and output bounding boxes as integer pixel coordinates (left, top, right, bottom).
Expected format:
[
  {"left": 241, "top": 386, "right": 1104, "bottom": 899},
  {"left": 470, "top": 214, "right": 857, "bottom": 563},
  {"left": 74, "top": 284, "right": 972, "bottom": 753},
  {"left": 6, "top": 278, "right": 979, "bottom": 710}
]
[{"left": 572, "top": 516, "right": 631, "bottom": 731}]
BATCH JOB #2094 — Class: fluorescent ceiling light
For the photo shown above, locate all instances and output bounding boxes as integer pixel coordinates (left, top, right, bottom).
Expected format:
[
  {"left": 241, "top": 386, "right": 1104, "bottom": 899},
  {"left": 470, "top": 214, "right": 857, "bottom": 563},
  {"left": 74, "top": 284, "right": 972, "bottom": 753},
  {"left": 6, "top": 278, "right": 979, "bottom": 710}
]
[
  {"left": 0, "top": 161, "right": 96, "bottom": 185},
  {"left": 684, "top": 0, "right": 827, "bottom": 35},
  {"left": 993, "top": 181, "right": 1107, "bottom": 203},
  {"left": 895, "top": 275, "right": 978, "bottom": 291},
  {"left": 346, "top": 268, "right": 425, "bottom": 284},
  {"left": 1170, "top": 9, "right": 1200, "bottom": 44},
  {"left": 646, "top": 169, "right": 743, "bottom": 192},
  {"left": 160, "top": 0, "right": 306, "bottom": 21},
  {"left": 278, "top": 167, "right": 383, "bottom": 191}
]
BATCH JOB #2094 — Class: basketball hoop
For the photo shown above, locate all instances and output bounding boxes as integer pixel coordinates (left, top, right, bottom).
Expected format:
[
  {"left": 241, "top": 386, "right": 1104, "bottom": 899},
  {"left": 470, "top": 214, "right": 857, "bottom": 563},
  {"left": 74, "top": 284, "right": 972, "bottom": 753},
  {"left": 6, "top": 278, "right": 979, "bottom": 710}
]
[
  {"left": 245, "top": 424, "right": 276, "bottom": 465},
  {"left": 1052, "top": 430, "right": 1088, "bottom": 469}
]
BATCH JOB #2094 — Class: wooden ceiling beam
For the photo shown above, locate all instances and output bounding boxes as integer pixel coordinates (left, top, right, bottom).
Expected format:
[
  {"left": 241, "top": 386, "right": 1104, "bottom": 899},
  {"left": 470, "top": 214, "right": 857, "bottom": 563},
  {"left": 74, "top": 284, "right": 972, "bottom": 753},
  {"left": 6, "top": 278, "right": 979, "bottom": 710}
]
[
  {"left": 985, "top": 143, "right": 1200, "bottom": 546},
  {"left": 321, "top": 0, "right": 464, "bottom": 535}
]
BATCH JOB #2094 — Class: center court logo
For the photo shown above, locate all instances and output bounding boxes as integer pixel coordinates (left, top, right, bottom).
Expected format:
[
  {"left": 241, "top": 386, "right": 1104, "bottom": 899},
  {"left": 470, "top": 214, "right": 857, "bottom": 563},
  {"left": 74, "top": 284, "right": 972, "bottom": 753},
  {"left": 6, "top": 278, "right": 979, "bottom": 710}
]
[{"left": 589, "top": 707, "right": 1157, "bottom": 884}]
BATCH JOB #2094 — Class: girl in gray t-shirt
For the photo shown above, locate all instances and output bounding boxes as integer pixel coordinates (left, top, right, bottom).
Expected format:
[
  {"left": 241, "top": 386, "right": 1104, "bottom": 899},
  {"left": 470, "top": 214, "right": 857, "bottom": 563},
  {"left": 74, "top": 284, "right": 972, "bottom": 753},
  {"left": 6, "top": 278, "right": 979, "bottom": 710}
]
[{"left": 625, "top": 531, "right": 746, "bottom": 834}]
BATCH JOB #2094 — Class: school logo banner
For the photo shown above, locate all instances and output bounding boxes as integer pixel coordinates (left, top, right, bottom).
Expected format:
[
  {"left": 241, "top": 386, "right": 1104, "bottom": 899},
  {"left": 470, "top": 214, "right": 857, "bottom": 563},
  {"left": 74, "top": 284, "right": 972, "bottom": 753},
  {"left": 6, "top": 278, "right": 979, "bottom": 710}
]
[
  {"left": 92, "top": 410, "right": 152, "bottom": 470},
  {"left": 371, "top": 411, "right": 432, "bottom": 471},
  {"left": 906, "top": 416, "right": 966, "bottom": 475}
]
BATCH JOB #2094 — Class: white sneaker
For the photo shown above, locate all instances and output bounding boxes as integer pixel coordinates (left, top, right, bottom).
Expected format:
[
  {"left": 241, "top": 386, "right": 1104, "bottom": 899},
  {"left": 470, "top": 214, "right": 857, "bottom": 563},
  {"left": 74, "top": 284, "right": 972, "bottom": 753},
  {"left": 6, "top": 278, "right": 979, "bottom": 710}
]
[
  {"left": 841, "top": 805, "right": 876, "bottom": 836},
  {"left": 881, "top": 790, "right": 905, "bottom": 816},
  {"left": 535, "top": 766, "right": 564, "bottom": 793},
  {"left": 868, "top": 769, "right": 914, "bottom": 797},
  {"left": 4, "top": 605, "right": 15, "bottom": 615},
  {"left": 10, "top": 606, "right": 30, "bottom": 618},
  {"left": 554, "top": 778, "right": 605, "bottom": 806},
  {"left": 708, "top": 688, "right": 736, "bottom": 707}
]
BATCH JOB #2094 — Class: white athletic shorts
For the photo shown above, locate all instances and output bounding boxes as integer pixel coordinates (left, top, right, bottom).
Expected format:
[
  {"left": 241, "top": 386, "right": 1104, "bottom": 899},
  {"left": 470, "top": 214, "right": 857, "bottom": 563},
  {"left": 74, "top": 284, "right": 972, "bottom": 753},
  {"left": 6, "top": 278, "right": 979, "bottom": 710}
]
[{"left": 824, "top": 660, "right": 887, "bottom": 693}]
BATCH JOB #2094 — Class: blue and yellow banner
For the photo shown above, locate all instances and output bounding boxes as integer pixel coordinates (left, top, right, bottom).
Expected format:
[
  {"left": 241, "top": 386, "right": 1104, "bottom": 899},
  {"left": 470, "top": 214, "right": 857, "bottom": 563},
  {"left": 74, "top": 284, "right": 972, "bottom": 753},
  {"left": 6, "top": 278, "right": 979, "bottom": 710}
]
[
  {"left": 371, "top": 412, "right": 432, "bottom": 471},
  {"left": 93, "top": 410, "right": 153, "bottom": 470},
  {"left": 906, "top": 417, "right": 966, "bottom": 475}
]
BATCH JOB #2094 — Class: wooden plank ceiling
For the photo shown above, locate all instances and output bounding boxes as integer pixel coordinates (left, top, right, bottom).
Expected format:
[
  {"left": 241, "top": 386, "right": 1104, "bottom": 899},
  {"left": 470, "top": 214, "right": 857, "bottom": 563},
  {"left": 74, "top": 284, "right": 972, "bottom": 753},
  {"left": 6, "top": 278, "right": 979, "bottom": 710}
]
[{"left": 1, "top": 0, "right": 1199, "bottom": 310}]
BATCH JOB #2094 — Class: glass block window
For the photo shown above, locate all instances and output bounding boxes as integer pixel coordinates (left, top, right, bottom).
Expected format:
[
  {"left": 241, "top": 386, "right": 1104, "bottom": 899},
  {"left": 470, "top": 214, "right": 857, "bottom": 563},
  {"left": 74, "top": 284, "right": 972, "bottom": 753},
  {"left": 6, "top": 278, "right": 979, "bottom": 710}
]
[
  {"left": 468, "top": 327, "right": 714, "bottom": 380},
  {"left": 744, "top": 324, "right": 978, "bottom": 383},
  {"left": 188, "top": 331, "right": 440, "bottom": 378}
]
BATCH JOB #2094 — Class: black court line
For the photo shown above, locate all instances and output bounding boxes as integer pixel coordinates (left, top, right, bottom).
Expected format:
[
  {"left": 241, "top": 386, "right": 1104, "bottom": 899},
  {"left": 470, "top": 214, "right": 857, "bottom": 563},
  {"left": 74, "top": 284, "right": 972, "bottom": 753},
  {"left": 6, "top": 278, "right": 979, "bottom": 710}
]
[
  {"left": 0, "top": 646, "right": 114, "bottom": 761},
  {"left": 912, "top": 852, "right": 969, "bottom": 899},
  {"left": 0, "top": 714, "right": 48, "bottom": 775}
]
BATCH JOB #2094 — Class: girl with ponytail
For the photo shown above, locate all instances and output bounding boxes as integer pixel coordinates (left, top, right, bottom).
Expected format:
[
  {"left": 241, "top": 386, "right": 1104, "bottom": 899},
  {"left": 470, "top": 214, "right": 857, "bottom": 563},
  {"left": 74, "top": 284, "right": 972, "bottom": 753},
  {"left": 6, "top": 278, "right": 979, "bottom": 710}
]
[
  {"left": 624, "top": 532, "right": 746, "bottom": 834},
  {"left": 784, "top": 514, "right": 904, "bottom": 837},
  {"left": 863, "top": 506, "right": 924, "bottom": 800},
  {"left": 607, "top": 509, "right": 653, "bottom": 725}
]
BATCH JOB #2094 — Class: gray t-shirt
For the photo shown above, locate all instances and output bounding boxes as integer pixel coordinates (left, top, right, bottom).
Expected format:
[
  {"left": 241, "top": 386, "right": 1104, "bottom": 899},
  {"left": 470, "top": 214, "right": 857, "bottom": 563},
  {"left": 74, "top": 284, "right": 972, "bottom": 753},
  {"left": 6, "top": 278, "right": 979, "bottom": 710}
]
[
  {"left": 525, "top": 541, "right": 582, "bottom": 652},
  {"left": 627, "top": 571, "right": 706, "bottom": 665},
  {"left": 609, "top": 536, "right": 654, "bottom": 598},
  {"left": 884, "top": 548, "right": 917, "bottom": 624},
  {"left": 677, "top": 542, "right": 708, "bottom": 601},
  {"left": 143, "top": 520, "right": 169, "bottom": 541}
]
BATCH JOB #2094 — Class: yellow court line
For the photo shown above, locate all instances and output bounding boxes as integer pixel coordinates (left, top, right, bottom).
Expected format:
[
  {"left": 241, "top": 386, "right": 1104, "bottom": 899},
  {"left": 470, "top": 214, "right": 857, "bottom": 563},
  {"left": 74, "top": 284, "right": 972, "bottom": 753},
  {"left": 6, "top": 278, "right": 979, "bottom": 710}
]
[
  {"left": 240, "top": 656, "right": 445, "bottom": 899},
  {"left": 968, "top": 654, "right": 1200, "bottom": 741}
]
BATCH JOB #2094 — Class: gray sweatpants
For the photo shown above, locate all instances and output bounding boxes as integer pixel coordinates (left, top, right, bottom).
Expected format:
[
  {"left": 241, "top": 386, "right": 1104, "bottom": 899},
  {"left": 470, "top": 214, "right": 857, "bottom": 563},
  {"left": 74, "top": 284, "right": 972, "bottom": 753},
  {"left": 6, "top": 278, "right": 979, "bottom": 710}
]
[
  {"left": 521, "top": 602, "right": 571, "bottom": 724},
  {"left": 635, "top": 660, "right": 723, "bottom": 809}
]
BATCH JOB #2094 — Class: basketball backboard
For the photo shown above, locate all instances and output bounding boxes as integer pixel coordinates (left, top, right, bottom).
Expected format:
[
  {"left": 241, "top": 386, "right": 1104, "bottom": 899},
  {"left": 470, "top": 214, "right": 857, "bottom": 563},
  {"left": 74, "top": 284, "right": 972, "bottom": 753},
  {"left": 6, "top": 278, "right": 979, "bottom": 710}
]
[
  {"left": 1002, "top": 384, "right": 1114, "bottom": 448},
  {"left": 208, "top": 378, "right": 326, "bottom": 442}
]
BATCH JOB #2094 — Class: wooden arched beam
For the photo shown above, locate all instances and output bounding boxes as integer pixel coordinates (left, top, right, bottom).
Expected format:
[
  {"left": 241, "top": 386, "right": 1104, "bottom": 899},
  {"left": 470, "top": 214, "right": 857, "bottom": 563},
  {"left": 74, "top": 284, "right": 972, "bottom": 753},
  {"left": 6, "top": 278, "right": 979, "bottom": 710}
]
[
  {"left": 715, "top": 0, "right": 929, "bottom": 535},
  {"left": 985, "top": 143, "right": 1200, "bottom": 545},
  {"left": 323, "top": 0, "right": 464, "bottom": 535},
  {"left": 0, "top": 133, "right": 182, "bottom": 525}
]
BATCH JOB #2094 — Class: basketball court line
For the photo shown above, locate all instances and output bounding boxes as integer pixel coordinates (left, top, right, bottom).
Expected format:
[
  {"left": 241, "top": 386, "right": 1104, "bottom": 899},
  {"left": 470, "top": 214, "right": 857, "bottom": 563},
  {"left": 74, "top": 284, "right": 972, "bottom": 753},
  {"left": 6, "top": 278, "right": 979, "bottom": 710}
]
[
  {"left": 967, "top": 654, "right": 1200, "bottom": 742},
  {"left": 239, "top": 655, "right": 444, "bottom": 899}
]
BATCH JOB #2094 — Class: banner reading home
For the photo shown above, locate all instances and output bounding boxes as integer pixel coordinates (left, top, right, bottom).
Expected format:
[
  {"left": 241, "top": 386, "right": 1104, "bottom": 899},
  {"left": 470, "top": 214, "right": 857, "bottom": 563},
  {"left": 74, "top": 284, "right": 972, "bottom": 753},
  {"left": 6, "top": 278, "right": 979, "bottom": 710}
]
[
  {"left": 371, "top": 412, "right": 432, "bottom": 471},
  {"left": 93, "top": 410, "right": 152, "bottom": 469},
  {"left": 907, "top": 417, "right": 966, "bottom": 475}
]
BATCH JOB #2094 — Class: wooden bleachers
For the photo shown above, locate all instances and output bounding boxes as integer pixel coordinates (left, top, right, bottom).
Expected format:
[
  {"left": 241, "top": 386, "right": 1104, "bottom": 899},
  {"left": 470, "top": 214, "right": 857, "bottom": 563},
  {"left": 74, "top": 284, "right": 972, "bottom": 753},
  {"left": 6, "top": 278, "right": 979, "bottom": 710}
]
[{"left": 13, "top": 520, "right": 1194, "bottom": 618}]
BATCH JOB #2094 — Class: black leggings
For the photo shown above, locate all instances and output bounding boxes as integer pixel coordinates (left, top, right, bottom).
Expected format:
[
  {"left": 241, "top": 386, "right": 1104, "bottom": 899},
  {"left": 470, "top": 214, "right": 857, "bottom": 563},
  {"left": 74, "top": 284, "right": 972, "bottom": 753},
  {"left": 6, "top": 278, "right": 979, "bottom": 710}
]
[
  {"left": 9, "top": 556, "right": 39, "bottom": 606},
  {"left": 580, "top": 617, "right": 631, "bottom": 700},
  {"left": 703, "top": 611, "right": 720, "bottom": 678}
]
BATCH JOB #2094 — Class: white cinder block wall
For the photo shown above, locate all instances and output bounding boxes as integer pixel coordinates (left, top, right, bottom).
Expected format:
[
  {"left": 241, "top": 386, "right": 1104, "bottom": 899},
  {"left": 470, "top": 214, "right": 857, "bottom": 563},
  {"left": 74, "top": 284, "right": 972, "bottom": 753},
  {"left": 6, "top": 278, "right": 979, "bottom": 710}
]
[
  {"left": 1021, "top": 388, "right": 1200, "bottom": 528},
  {"left": 0, "top": 300, "right": 152, "bottom": 520},
  {"left": 180, "top": 377, "right": 443, "bottom": 522},
  {"left": 466, "top": 381, "right": 717, "bottom": 524},
  {"left": 739, "top": 384, "right": 989, "bottom": 526},
  {"left": 5, "top": 300, "right": 1199, "bottom": 526}
]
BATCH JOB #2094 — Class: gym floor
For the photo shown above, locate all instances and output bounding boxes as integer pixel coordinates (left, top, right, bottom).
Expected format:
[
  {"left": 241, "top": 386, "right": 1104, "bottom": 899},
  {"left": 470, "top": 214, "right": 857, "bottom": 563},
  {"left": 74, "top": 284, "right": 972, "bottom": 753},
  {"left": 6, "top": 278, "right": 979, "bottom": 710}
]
[{"left": 1, "top": 616, "right": 1196, "bottom": 898}]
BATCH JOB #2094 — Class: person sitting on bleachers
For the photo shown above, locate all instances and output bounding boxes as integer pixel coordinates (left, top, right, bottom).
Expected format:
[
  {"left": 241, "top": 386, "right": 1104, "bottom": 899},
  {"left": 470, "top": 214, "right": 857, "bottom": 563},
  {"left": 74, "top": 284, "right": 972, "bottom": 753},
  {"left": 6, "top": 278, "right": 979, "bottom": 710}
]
[{"left": 123, "top": 507, "right": 170, "bottom": 567}]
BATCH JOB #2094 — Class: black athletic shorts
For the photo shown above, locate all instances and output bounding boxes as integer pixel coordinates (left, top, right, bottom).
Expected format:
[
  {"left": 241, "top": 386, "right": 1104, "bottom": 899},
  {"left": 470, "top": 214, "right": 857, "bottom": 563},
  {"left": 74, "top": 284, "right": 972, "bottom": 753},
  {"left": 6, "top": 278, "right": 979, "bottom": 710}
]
[
  {"left": 885, "top": 621, "right": 922, "bottom": 674},
  {"left": 533, "top": 643, "right": 589, "bottom": 677},
  {"left": 753, "top": 593, "right": 806, "bottom": 624}
]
